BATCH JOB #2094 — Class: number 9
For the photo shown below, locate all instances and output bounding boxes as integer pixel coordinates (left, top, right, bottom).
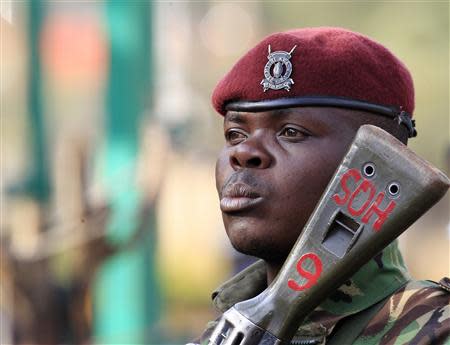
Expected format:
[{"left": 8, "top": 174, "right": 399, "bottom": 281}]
[{"left": 287, "top": 252, "right": 323, "bottom": 291}]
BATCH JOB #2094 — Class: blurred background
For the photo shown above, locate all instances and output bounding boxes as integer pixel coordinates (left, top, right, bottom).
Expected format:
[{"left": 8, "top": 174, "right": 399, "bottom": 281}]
[{"left": 1, "top": 1, "right": 449, "bottom": 344}]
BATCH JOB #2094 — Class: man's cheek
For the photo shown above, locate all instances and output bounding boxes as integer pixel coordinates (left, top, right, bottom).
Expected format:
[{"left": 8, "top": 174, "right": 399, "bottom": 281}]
[
  {"left": 274, "top": 193, "right": 314, "bottom": 233},
  {"left": 215, "top": 155, "right": 229, "bottom": 192}
]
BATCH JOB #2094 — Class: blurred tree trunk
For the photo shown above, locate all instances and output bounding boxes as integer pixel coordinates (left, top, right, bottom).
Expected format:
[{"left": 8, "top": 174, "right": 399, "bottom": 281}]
[
  {"left": 25, "top": 0, "right": 50, "bottom": 202},
  {"left": 92, "top": 2, "right": 161, "bottom": 344}
]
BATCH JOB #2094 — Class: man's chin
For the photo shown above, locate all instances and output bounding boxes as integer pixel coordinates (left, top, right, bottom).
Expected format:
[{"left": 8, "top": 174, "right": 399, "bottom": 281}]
[{"left": 228, "top": 236, "right": 288, "bottom": 263}]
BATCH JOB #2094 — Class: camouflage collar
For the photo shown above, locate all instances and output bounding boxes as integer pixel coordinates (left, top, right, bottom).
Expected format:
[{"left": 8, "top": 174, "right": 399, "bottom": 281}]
[{"left": 211, "top": 241, "right": 410, "bottom": 342}]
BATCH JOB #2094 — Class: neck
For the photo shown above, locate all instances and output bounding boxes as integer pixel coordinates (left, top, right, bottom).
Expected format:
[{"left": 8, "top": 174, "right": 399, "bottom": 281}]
[{"left": 265, "top": 260, "right": 284, "bottom": 286}]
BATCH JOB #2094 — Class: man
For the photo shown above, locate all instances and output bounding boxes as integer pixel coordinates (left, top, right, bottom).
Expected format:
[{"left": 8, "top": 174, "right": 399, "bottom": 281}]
[{"left": 197, "top": 28, "right": 449, "bottom": 344}]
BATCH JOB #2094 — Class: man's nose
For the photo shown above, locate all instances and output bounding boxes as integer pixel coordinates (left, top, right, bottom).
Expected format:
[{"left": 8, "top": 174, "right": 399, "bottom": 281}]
[{"left": 229, "top": 137, "right": 272, "bottom": 169}]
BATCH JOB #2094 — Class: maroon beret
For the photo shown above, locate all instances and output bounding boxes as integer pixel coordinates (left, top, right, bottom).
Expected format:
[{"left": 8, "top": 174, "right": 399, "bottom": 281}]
[{"left": 212, "top": 27, "right": 415, "bottom": 135}]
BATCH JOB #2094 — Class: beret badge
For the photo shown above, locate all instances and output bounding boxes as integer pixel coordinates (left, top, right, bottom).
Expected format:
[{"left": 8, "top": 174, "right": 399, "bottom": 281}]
[{"left": 261, "top": 45, "right": 297, "bottom": 92}]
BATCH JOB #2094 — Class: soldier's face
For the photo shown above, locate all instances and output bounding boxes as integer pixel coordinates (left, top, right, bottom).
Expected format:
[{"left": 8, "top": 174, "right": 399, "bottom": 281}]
[{"left": 215, "top": 107, "right": 363, "bottom": 263}]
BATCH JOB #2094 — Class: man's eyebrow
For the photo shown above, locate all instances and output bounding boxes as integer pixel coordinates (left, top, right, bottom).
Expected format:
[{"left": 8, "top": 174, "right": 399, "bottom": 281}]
[{"left": 225, "top": 112, "right": 246, "bottom": 124}]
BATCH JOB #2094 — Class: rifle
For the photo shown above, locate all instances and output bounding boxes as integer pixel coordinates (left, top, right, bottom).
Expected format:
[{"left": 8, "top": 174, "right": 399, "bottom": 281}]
[{"left": 207, "top": 125, "right": 450, "bottom": 345}]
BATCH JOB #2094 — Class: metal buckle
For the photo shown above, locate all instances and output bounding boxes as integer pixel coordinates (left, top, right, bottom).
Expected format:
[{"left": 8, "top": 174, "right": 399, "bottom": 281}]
[{"left": 396, "top": 110, "right": 417, "bottom": 138}]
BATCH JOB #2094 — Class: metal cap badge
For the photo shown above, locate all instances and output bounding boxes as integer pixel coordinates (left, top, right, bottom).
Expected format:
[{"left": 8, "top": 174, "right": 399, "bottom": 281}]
[{"left": 261, "top": 45, "right": 297, "bottom": 92}]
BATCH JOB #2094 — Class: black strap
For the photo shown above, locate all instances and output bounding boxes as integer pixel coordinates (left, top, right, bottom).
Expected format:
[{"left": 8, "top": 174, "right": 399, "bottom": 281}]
[{"left": 225, "top": 96, "right": 417, "bottom": 138}]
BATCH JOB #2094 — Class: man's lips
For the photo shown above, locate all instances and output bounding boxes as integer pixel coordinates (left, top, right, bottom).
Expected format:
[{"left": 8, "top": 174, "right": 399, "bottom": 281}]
[{"left": 220, "top": 183, "right": 263, "bottom": 212}]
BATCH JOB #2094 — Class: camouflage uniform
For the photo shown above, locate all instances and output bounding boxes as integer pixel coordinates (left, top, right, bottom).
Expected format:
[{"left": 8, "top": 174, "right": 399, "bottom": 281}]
[{"left": 196, "top": 241, "right": 450, "bottom": 344}]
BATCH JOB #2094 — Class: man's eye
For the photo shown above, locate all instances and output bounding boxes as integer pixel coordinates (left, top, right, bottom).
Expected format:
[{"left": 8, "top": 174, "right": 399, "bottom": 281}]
[
  {"left": 279, "top": 127, "right": 307, "bottom": 140},
  {"left": 225, "top": 130, "right": 247, "bottom": 145}
]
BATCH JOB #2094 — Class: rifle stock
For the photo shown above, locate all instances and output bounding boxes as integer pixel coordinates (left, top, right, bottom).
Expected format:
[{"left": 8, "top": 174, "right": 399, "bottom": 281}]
[{"left": 207, "top": 125, "right": 450, "bottom": 345}]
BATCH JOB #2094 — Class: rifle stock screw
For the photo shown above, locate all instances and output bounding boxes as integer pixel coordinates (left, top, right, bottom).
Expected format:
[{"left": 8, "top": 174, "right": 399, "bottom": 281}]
[
  {"left": 387, "top": 182, "right": 400, "bottom": 197},
  {"left": 363, "top": 162, "right": 376, "bottom": 177}
]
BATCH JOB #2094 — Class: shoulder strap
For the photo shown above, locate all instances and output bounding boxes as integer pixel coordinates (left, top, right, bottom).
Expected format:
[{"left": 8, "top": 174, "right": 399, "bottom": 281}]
[{"left": 326, "top": 296, "right": 388, "bottom": 345}]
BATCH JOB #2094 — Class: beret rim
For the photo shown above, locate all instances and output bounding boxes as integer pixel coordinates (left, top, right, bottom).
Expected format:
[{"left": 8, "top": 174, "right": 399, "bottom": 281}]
[{"left": 225, "top": 96, "right": 417, "bottom": 138}]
